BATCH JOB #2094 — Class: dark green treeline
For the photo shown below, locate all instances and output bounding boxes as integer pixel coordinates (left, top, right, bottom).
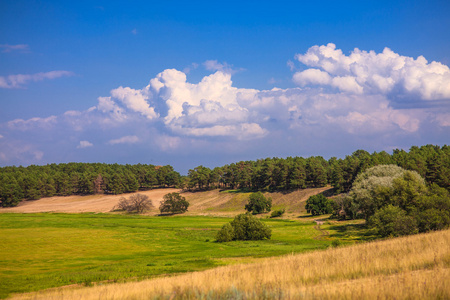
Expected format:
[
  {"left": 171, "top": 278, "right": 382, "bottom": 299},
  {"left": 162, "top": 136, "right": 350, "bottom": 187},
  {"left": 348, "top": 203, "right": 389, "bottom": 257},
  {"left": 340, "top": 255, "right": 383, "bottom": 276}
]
[
  {"left": 1, "top": 145, "right": 448, "bottom": 207},
  {"left": 0, "top": 163, "right": 180, "bottom": 207},
  {"left": 185, "top": 145, "right": 449, "bottom": 193}
]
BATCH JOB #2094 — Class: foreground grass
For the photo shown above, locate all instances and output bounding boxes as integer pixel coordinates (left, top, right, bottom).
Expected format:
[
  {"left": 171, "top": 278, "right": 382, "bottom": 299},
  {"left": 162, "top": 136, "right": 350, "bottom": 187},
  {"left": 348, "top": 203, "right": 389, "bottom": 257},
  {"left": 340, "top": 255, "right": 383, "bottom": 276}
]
[
  {"left": 0, "top": 213, "right": 366, "bottom": 298},
  {"left": 13, "top": 229, "right": 450, "bottom": 300}
]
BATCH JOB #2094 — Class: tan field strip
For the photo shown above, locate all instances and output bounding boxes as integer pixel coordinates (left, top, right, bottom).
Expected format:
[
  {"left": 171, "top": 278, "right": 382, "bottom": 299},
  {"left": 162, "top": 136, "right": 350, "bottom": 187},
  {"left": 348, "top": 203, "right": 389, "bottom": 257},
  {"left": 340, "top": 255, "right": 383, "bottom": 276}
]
[
  {"left": 0, "top": 188, "right": 180, "bottom": 214},
  {"left": 1, "top": 187, "right": 332, "bottom": 215}
]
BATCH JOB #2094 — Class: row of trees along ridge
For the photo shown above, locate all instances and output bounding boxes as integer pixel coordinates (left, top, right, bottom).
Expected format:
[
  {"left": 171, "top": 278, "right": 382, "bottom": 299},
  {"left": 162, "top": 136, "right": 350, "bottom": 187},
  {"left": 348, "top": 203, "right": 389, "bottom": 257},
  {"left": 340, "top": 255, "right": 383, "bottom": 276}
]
[
  {"left": 184, "top": 145, "right": 449, "bottom": 192},
  {"left": 1, "top": 145, "right": 448, "bottom": 207},
  {"left": 0, "top": 163, "right": 180, "bottom": 207}
]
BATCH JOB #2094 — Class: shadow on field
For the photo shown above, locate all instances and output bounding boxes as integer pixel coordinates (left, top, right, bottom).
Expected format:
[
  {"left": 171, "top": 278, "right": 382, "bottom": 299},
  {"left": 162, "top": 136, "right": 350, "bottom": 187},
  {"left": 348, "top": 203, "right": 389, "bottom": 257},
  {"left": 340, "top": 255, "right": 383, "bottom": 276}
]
[{"left": 328, "top": 222, "right": 376, "bottom": 241}]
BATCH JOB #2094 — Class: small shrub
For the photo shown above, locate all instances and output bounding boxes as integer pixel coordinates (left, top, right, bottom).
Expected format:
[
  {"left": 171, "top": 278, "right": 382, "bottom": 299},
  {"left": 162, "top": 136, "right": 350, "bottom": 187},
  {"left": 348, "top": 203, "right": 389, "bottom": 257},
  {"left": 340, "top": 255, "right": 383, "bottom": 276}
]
[
  {"left": 216, "top": 223, "right": 234, "bottom": 242},
  {"left": 245, "top": 192, "right": 272, "bottom": 214},
  {"left": 331, "top": 239, "right": 342, "bottom": 248},
  {"left": 216, "top": 214, "right": 271, "bottom": 242},
  {"left": 270, "top": 209, "right": 285, "bottom": 218}
]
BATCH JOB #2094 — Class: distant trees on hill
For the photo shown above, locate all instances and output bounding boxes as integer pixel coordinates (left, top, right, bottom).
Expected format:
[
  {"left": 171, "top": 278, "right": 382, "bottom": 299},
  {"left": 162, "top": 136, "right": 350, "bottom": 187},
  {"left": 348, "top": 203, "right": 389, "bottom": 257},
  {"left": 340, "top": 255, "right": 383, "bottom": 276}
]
[
  {"left": 0, "top": 163, "right": 180, "bottom": 207},
  {"left": 185, "top": 145, "right": 449, "bottom": 193},
  {"left": 1, "top": 144, "right": 448, "bottom": 208}
]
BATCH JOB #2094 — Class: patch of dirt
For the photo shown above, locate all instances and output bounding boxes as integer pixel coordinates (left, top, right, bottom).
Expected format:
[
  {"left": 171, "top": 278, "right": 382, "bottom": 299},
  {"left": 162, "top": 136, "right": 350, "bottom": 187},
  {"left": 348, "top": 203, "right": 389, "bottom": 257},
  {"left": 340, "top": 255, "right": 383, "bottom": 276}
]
[{"left": 313, "top": 220, "right": 330, "bottom": 240}]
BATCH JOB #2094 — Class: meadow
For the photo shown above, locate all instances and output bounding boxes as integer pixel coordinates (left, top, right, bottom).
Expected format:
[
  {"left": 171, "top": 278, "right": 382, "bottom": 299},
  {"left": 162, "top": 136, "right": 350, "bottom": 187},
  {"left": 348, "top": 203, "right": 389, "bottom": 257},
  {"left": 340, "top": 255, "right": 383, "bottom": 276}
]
[
  {"left": 11, "top": 228, "right": 450, "bottom": 299},
  {"left": 0, "top": 212, "right": 368, "bottom": 299}
]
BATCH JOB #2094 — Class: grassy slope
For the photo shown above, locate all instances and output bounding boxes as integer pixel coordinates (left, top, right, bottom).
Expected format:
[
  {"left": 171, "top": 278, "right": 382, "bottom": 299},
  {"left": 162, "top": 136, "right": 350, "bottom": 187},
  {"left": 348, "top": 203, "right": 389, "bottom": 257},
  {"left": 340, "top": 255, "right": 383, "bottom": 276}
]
[
  {"left": 183, "top": 186, "right": 333, "bottom": 216},
  {"left": 0, "top": 187, "right": 370, "bottom": 299},
  {"left": 12, "top": 229, "right": 450, "bottom": 300},
  {"left": 0, "top": 211, "right": 365, "bottom": 299}
]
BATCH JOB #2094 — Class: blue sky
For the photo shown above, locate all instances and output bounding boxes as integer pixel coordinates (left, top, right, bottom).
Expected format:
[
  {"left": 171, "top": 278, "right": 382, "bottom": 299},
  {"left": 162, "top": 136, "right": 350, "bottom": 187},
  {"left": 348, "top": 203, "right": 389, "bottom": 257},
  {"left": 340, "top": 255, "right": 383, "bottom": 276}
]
[{"left": 1, "top": 0, "right": 449, "bottom": 173}]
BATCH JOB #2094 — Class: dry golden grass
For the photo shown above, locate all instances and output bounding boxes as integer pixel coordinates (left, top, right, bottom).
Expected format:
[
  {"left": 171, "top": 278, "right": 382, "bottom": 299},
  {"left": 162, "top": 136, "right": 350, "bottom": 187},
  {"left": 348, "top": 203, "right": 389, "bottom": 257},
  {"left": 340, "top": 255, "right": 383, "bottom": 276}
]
[
  {"left": 183, "top": 186, "right": 333, "bottom": 217},
  {"left": 1, "top": 187, "right": 331, "bottom": 216},
  {"left": 12, "top": 229, "right": 450, "bottom": 299}
]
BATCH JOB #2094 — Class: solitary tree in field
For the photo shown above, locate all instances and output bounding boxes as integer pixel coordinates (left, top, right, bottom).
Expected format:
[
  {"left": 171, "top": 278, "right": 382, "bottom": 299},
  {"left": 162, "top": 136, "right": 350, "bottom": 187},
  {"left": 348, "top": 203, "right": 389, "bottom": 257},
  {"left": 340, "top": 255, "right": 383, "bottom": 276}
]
[
  {"left": 116, "top": 194, "right": 153, "bottom": 214},
  {"left": 159, "top": 192, "right": 189, "bottom": 214},
  {"left": 245, "top": 192, "right": 272, "bottom": 214}
]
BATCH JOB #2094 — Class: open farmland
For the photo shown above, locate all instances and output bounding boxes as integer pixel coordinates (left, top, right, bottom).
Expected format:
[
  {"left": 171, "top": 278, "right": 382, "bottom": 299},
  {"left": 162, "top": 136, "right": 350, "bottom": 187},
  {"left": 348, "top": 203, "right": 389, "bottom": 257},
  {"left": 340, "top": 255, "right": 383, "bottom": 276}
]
[
  {"left": 0, "top": 209, "right": 365, "bottom": 299},
  {"left": 10, "top": 229, "right": 450, "bottom": 299}
]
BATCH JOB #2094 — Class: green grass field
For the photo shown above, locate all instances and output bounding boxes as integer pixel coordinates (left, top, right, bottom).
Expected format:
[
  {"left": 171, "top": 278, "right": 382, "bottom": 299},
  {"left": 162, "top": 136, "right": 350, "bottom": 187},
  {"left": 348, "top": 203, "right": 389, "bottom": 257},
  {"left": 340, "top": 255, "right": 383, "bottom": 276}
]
[{"left": 0, "top": 213, "right": 370, "bottom": 299}]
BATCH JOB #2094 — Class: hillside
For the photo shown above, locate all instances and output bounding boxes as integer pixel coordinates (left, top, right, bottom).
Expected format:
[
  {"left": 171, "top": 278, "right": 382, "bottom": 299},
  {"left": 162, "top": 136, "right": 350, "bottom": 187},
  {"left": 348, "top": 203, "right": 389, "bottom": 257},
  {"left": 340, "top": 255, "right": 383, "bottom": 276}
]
[
  {"left": 1, "top": 187, "right": 333, "bottom": 216},
  {"left": 0, "top": 188, "right": 180, "bottom": 214},
  {"left": 11, "top": 228, "right": 450, "bottom": 299}
]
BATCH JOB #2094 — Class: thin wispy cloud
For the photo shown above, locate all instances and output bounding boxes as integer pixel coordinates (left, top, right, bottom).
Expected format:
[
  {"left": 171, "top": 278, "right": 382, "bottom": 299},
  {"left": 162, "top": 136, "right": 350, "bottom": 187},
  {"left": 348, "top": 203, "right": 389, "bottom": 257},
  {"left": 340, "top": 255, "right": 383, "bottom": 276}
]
[
  {"left": 203, "top": 60, "right": 245, "bottom": 75},
  {"left": 108, "top": 135, "right": 139, "bottom": 145},
  {"left": 0, "top": 71, "right": 74, "bottom": 89},
  {"left": 0, "top": 44, "right": 30, "bottom": 53}
]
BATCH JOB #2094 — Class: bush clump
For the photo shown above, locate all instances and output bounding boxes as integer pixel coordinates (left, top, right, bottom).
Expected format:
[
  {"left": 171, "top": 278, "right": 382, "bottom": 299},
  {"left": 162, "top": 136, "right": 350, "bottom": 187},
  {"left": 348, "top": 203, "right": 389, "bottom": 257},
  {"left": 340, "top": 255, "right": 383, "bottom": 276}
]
[
  {"left": 216, "top": 213, "right": 271, "bottom": 242},
  {"left": 368, "top": 205, "right": 418, "bottom": 237},
  {"left": 270, "top": 209, "right": 285, "bottom": 218},
  {"left": 245, "top": 192, "right": 272, "bottom": 214}
]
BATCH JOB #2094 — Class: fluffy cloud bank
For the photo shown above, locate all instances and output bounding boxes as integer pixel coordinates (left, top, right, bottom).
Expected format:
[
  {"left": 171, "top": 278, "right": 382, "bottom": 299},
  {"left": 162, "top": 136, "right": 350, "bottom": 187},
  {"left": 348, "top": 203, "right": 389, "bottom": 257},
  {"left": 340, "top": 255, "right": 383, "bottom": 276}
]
[
  {"left": 1, "top": 44, "right": 449, "bottom": 167},
  {"left": 293, "top": 43, "right": 450, "bottom": 100}
]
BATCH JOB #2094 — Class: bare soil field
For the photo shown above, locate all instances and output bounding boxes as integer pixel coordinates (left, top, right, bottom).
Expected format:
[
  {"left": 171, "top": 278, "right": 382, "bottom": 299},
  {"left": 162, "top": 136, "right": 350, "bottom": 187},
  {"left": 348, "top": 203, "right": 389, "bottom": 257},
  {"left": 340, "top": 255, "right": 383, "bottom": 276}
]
[{"left": 0, "top": 188, "right": 180, "bottom": 214}]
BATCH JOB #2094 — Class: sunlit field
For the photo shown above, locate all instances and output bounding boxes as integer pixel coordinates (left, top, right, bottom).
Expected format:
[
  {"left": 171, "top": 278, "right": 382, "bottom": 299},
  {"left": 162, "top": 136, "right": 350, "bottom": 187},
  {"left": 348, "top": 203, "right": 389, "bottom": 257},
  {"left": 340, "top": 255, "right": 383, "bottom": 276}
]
[
  {"left": 0, "top": 213, "right": 365, "bottom": 298},
  {"left": 12, "top": 229, "right": 450, "bottom": 300}
]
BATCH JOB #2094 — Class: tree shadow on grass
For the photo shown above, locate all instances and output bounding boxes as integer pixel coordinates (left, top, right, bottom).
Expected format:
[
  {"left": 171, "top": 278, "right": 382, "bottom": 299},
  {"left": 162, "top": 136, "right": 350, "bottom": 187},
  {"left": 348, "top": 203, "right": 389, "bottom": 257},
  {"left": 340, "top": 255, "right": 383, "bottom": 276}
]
[{"left": 328, "top": 222, "right": 376, "bottom": 242}]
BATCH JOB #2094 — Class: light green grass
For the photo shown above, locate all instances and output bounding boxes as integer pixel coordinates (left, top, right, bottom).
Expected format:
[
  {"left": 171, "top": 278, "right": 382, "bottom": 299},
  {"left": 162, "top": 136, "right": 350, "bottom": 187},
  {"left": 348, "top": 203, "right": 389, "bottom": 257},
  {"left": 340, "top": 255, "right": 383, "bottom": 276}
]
[{"left": 0, "top": 213, "right": 370, "bottom": 298}]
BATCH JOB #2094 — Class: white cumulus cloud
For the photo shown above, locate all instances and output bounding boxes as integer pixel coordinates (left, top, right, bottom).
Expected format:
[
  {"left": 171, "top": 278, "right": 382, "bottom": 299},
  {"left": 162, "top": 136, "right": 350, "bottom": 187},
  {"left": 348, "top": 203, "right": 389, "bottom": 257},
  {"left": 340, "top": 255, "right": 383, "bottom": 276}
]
[
  {"left": 77, "top": 140, "right": 93, "bottom": 148},
  {"left": 294, "top": 43, "right": 450, "bottom": 100},
  {"left": 110, "top": 86, "right": 158, "bottom": 120}
]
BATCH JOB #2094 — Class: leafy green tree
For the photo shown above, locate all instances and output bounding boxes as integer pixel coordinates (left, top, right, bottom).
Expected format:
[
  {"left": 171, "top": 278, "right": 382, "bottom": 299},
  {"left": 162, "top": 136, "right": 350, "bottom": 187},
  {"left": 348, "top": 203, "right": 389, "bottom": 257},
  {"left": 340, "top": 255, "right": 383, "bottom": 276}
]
[
  {"left": 306, "top": 157, "right": 328, "bottom": 188},
  {"left": 245, "top": 192, "right": 272, "bottom": 214},
  {"left": 349, "top": 164, "right": 407, "bottom": 219},
  {"left": 159, "top": 192, "right": 189, "bottom": 214},
  {"left": 368, "top": 205, "right": 418, "bottom": 237},
  {"left": 411, "top": 184, "right": 450, "bottom": 232},
  {"left": 216, "top": 213, "right": 271, "bottom": 242},
  {"left": 216, "top": 223, "right": 234, "bottom": 242},
  {"left": 0, "top": 174, "right": 23, "bottom": 207},
  {"left": 305, "top": 194, "right": 333, "bottom": 215}
]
